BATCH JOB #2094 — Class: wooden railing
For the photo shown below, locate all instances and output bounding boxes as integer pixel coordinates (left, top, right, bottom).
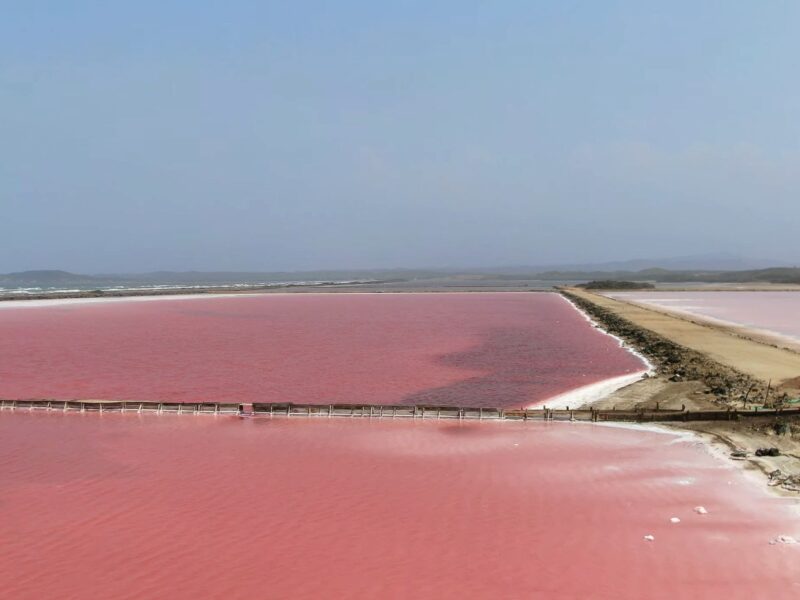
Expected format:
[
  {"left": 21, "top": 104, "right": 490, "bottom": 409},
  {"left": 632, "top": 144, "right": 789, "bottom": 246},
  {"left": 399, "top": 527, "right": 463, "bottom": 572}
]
[{"left": 2, "top": 399, "right": 798, "bottom": 423}]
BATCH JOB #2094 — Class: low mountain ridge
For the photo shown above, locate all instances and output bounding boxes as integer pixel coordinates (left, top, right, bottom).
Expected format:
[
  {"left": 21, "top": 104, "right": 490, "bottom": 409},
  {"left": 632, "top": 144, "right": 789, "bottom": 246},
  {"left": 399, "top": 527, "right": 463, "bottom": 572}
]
[{"left": 0, "top": 270, "right": 103, "bottom": 286}]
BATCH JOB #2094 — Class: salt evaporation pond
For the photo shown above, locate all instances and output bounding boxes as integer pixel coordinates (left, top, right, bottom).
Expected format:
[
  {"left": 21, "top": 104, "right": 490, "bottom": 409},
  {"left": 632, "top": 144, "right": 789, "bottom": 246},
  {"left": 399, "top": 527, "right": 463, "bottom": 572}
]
[
  {"left": 607, "top": 291, "right": 800, "bottom": 349},
  {"left": 0, "top": 292, "right": 645, "bottom": 407},
  {"left": 0, "top": 411, "right": 798, "bottom": 599}
]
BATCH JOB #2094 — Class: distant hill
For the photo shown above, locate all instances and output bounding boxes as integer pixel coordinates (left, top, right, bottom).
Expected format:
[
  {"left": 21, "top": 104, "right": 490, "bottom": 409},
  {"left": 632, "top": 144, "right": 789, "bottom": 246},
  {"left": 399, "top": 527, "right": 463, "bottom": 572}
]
[
  {"left": 0, "top": 270, "right": 104, "bottom": 286},
  {"left": 103, "top": 269, "right": 445, "bottom": 285},
  {"left": 3, "top": 263, "right": 800, "bottom": 291},
  {"left": 490, "top": 253, "right": 791, "bottom": 274},
  {"left": 578, "top": 281, "right": 656, "bottom": 290},
  {"left": 0, "top": 269, "right": 428, "bottom": 290}
]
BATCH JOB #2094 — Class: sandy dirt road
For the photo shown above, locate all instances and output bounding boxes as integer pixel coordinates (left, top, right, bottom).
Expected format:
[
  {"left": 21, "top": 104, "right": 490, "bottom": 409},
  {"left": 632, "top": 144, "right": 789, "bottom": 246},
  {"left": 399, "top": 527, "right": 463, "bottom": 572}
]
[{"left": 567, "top": 288, "right": 800, "bottom": 391}]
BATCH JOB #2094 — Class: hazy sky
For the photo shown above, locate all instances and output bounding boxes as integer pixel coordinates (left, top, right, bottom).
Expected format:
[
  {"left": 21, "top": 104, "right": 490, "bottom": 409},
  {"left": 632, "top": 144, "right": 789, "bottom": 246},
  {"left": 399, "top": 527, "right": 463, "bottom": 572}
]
[{"left": 2, "top": 1, "right": 799, "bottom": 272}]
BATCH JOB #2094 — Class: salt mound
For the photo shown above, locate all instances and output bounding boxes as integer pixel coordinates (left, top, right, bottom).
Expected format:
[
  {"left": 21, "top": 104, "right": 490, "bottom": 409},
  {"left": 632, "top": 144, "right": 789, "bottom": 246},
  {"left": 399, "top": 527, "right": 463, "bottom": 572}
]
[
  {"left": 770, "top": 535, "right": 798, "bottom": 545},
  {"left": 694, "top": 506, "right": 708, "bottom": 515},
  {"left": 643, "top": 534, "right": 655, "bottom": 541},
  {"left": 670, "top": 517, "right": 681, "bottom": 523}
]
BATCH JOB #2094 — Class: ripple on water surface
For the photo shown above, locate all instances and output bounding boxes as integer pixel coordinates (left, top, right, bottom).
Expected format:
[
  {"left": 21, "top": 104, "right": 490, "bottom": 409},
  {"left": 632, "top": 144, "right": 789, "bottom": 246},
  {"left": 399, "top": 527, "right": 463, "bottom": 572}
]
[{"left": 0, "top": 412, "right": 798, "bottom": 599}]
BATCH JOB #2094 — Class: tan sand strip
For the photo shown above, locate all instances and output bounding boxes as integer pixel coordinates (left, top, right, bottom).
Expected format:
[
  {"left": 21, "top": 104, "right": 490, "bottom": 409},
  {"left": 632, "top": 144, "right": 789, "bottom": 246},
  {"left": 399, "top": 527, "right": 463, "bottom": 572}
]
[{"left": 567, "top": 288, "right": 800, "bottom": 389}]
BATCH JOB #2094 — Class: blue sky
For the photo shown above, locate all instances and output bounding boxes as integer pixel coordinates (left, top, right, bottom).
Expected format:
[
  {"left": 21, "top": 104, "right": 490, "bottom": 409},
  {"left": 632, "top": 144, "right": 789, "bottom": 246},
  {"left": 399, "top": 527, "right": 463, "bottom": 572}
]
[{"left": 2, "top": 1, "right": 799, "bottom": 272}]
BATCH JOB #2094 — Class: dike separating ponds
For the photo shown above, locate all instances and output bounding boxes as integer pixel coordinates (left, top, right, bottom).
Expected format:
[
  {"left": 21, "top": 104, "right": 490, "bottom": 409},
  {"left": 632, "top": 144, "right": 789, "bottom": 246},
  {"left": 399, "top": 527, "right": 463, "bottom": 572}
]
[
  {"left": 2, "top": 398, "right": 800, "bottom": 424},
  {"left": 560, "top": 288, "right": 800, "bottom": 404}
]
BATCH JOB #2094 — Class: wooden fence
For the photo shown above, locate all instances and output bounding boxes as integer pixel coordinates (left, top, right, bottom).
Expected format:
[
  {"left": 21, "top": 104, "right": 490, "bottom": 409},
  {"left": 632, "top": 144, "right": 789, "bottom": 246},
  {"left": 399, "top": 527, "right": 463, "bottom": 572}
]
[{"left": 2, "top": 399, "right": 799, "bottom": 423}]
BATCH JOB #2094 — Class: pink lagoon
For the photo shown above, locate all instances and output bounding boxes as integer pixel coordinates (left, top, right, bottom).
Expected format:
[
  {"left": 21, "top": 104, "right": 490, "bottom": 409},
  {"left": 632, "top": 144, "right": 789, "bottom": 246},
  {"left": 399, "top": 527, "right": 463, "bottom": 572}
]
[
  {"left": 0, "top": 292, "right": 645, "bottom": 407},
  {"left": 1, "top": 411, "right": 798, "bottom": 599},
  {"left": 1, "top": 292, "right": 798, "bottom": 599}
]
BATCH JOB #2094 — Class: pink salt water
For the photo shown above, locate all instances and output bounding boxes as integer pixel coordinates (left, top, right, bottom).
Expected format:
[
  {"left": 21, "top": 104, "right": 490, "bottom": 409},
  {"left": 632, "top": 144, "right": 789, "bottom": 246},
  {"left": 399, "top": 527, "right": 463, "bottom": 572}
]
[
  {"left": 0, "top": 412, "right": 798, "bottom": 599},
  {"left": 0, "top": 292, "right": 644, "bottom": 407},
  {"left": 608, "top": 291, "right": 800, "bottom": 349}
]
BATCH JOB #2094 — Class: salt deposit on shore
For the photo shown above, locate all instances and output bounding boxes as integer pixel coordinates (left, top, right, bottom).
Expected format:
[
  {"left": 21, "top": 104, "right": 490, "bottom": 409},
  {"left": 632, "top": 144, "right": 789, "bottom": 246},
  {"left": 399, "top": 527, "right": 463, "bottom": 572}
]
[
  {"left": 537, "top": 371, "right": 650, "bottom": 410},
  {"left": 538, "top": 294, "right": 654, "bottom": 410}
]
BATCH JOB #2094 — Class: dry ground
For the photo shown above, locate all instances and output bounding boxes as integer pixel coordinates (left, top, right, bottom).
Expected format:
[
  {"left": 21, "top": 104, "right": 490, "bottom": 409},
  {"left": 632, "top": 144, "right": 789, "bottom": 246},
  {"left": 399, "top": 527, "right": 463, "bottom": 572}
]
[
  {"left": 568, "top": 288, "right": 800, "bottom": 394},
  {"left": 568, "top": 288, "right": 800, "bottom": 497}
]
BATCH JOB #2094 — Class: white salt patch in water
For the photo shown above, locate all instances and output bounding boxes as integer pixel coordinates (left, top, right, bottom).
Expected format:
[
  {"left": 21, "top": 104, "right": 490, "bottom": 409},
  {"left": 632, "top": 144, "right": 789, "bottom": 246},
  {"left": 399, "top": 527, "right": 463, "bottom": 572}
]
[
  {"left": 770, "top": 535, "right": 798, "bottom": 545},
  {"left": 670, "top": 517, "right": 681, "bottom": 523},
  {"left": 695, "top": 506, "right": 708, "bottom": 515},
  {"left": 643, "top": 535, "right": 655, "bottom": 541}
]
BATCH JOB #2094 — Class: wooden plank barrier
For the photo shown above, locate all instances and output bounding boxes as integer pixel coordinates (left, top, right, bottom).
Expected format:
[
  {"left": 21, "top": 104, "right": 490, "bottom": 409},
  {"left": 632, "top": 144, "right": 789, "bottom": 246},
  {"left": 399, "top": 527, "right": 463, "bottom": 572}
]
[
  {"left": 0, "top": 399, "right": 241, "bottom": 415},
  {"left": 2, "top": 399, "right": 800, "bottom": 424}
]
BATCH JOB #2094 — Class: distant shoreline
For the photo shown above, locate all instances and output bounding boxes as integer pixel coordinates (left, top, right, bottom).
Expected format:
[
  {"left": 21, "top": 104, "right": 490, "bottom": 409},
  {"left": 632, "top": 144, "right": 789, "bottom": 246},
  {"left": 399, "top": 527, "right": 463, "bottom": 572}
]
[
  {"left": 0, "top": 280, "right": 566, "bottom": 302},
  {"left": 0, "top": 281, "right": 392, "bottom": 302},
  {"left": 5, "top": 279, "right": 800, "bottom": 303}
]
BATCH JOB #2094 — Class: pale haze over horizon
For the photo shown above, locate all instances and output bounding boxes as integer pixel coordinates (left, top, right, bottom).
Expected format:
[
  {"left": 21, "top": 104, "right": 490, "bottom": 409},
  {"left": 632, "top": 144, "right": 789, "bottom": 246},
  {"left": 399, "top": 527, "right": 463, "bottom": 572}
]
[{"left": 2, "top": 2, "right": 799, "bottom": 273}]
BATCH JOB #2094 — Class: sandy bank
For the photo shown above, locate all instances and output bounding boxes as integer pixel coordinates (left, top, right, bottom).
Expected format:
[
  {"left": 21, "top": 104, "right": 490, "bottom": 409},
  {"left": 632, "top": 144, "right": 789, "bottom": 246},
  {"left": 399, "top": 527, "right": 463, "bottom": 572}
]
[
  {"left": 563, "top": 288, "right": 800, "bottom": 498},
  {"left": 672, "top": 419, "right": 800, "bottom": 497},
  {"left": 604, "top": 291, "right": 800, "bottom": 353},
  {"left": 564, "top": 288, "right": 800, "bottom": 395}
]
